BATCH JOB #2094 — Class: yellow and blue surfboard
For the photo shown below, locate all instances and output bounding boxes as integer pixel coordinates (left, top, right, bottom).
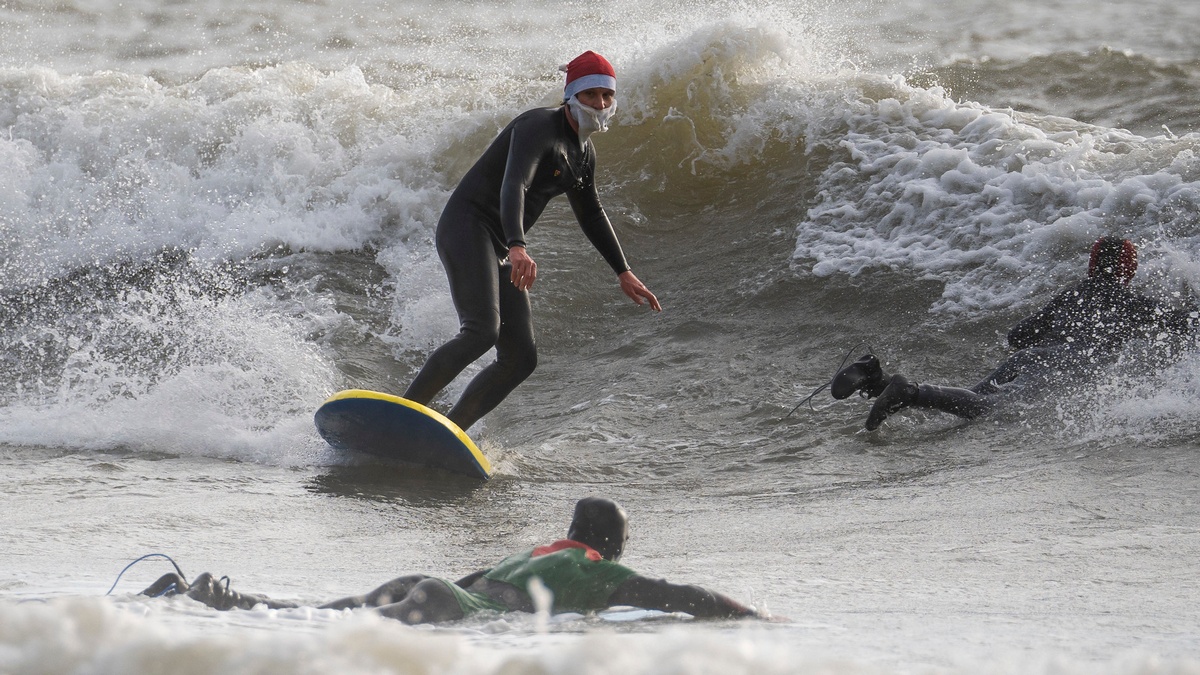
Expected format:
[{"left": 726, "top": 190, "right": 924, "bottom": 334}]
[{"left": 314, "top": 390, "right": 492, "bottom": 481}]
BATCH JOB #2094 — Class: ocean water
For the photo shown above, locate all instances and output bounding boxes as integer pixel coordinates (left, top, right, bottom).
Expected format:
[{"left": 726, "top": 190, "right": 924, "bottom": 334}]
[{"left": 2, "top": 0, "right": 1200, "bottom": 673}]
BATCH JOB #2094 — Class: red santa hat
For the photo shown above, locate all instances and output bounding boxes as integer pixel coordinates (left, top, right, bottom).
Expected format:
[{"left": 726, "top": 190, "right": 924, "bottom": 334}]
[{"left": 562, "top": 51, "right": 617, "bottom": 101}]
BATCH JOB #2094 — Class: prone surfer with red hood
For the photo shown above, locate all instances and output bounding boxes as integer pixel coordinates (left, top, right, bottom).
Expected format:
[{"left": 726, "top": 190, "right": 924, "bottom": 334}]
[{"left": 832, "top": 237, "right": 1198, "bottom": 430}]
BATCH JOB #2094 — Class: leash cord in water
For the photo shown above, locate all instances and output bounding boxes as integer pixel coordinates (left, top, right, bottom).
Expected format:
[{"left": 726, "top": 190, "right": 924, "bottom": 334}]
[
  {"left": 105, "top": 553, "right": 187, "bottom": 597},
  {"left": 782, "top": 343, "right": 877, "bottom": 420}
]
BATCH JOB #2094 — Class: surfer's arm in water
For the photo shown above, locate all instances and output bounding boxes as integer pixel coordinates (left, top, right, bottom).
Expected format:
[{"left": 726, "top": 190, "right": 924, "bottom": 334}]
[{"left": 605, "top": 574, "right": 761, "bottom": 619}]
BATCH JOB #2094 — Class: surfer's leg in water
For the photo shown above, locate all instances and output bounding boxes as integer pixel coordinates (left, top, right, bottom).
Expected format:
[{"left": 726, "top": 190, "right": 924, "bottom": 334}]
[
  {"left": 315, "top": 574, "right": 435, "bottom": 610},
  {"left": 403, "top": 208, "right": 505, "bottom": 407},
  {"left": 446, "top": 261, "right": 537, "bottom": 430},
  {"left": 375, "top": 578, "right": 467, "bottom": 625},
  {"left": 865, "top": 374, "right": 993, "bottom": 431},
  {"left": 830, "top": 354, "right": 889, "bottom": 399}
]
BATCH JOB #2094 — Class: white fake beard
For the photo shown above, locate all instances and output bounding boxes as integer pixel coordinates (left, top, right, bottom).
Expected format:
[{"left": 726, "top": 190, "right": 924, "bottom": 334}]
[{"left": 567, "top": 95, "right": 617, "bottom": 144}]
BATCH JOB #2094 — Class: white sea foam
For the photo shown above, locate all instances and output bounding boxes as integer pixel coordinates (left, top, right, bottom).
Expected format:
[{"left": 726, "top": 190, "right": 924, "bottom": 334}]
[
  {"left": 0, "top": 283, "right": 337, "bottom": 464},
  {"left": 0, "top": 63, "right": 463, "bottom": 289},
  {"left": 2, "top": 597, "right": 1198, "bottom": 675},
  {"left": 793, "top": 74, "right": 1200, "bottom": 315}
]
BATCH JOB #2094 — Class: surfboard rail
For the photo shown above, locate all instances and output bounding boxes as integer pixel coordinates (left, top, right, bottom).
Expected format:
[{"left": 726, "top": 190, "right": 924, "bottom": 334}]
[{"left": 314, "top": 389, "right": 492, "bottom": 480}]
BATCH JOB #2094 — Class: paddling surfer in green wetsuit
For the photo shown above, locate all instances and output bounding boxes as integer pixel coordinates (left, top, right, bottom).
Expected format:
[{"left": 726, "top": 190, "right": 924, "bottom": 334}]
[
  {"left": 402, "top": 50, "right": 661, "bottom": 432},
  {"left": 141, "top": 498, "right": 766, "bottom": 623}
]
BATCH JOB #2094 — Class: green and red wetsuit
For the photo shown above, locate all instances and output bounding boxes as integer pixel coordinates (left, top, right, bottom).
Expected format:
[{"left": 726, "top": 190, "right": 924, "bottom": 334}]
[{"left": 444, "top": 539, "right": 757, "bottom": 619}]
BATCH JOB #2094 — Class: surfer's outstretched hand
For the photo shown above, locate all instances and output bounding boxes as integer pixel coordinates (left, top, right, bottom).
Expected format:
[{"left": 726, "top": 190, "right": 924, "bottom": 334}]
[{"left": 618, "top": 271, "right": 662, "bottom": 312}]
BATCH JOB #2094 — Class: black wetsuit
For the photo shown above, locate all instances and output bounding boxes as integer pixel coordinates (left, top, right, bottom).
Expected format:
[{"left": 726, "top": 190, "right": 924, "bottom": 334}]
[
  {"left": 403, "top": 106, "right": 631, "bottom": 430},
  {"left": 1007, "top": 276, "right": 1193, "bottom": 353},
  {"left": 913, "top": 276, "right": 1197, "bottom": 419}
]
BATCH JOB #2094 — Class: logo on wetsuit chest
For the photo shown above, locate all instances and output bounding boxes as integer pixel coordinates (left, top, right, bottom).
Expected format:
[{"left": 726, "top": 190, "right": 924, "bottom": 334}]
[{"left": 555, "top": 151, "right": 590, "bottom": 190}]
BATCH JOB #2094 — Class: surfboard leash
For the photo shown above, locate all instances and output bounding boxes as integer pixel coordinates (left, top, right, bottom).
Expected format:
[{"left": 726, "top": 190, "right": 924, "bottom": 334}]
[
  {"left": 105, "top": 553, "right": 188, "bottom": 597},
  {"left": 782, "top": 342, "right": 877, "bottom": 420}
]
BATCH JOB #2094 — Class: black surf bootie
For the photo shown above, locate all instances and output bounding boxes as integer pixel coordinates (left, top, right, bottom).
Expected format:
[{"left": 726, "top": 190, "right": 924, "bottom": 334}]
[
  {"left": 184, "top": 572, "right": 269, "bottom": 611},
  {"left": 831, "top": 354, "right": 888, "bottom": 400},
  {"left": 865, "top": 374, "right": 919, "bottom": 430}
]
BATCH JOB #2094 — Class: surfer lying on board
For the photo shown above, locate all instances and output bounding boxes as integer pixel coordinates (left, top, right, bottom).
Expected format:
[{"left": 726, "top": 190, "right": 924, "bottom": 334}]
[
  {"left": 140, "top": 497, "right": 767, "bottom": 623},
  {"left": 832, "top": 237, "right": 1197, "bottom": 430},
  {"left": 401, "top": 51, "right": 661, "bottom": 432}
]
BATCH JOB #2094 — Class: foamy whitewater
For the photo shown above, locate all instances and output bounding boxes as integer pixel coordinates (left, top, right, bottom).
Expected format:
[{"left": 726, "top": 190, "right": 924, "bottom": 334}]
[{"left": 2, "top": 0, "right": 1199, "bottom": 673}]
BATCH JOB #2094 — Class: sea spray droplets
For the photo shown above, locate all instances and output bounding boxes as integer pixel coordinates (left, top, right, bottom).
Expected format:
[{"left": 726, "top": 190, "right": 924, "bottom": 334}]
[
  {"left": 0, "top": 252, "right": 339, "bottom": 462},
  {"left": 0, "top": 63, "right": 455, "bottom": 290}
]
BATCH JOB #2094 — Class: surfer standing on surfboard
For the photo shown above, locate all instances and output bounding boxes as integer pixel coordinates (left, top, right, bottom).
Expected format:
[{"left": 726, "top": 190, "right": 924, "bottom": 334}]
[
  {"left": 830, "top": 237, "right": 1197, "bottom": 430},
  {"left": 402, "top": 51, "right": 661, "bottom": 431}
]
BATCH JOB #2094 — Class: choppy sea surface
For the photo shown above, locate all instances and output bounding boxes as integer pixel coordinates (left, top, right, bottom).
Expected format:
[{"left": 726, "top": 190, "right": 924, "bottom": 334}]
[{"left": 2, "top": 1, "right": 1199, "bottom": 673}]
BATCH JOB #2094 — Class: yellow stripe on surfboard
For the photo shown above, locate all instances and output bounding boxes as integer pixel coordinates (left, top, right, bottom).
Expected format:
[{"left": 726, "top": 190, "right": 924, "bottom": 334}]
[{"left": 320, "top": 389, "right": 492, "bottom": 476}]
